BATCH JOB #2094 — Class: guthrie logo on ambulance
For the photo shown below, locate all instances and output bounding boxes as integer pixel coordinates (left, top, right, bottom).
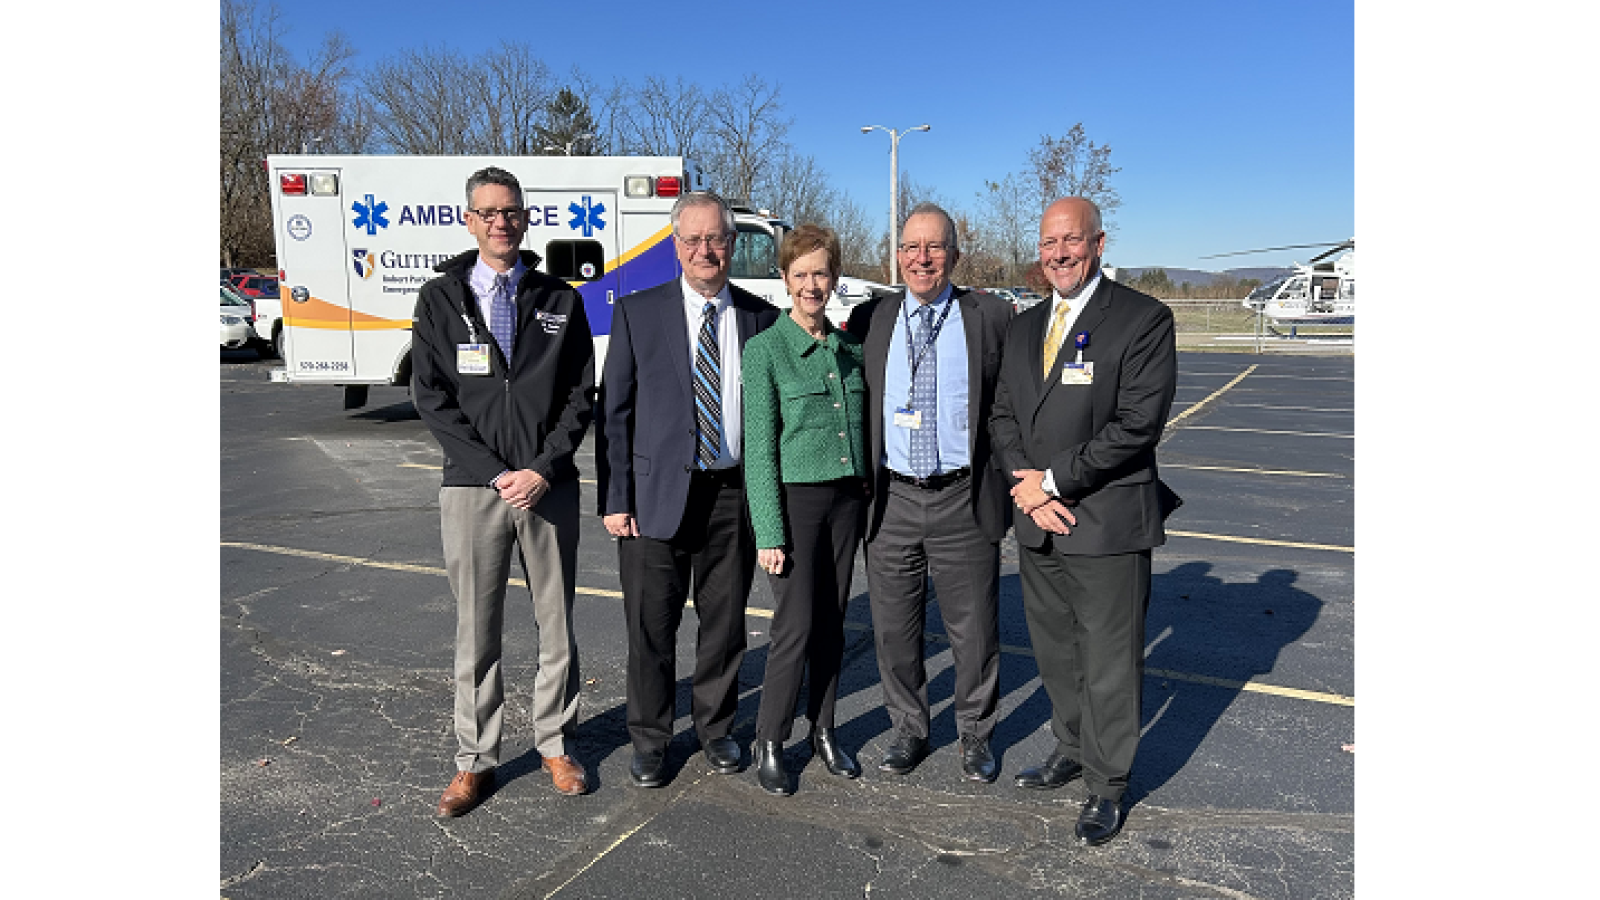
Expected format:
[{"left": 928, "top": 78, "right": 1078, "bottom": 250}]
[{"left": 352, "top": 249, "right": 376, "bottom": 279}]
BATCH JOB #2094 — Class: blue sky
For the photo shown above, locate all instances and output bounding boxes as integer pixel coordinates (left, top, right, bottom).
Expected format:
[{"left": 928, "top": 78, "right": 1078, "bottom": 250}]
[{"left": 260, "top": 0, "right": 1352, "bottom": 272}]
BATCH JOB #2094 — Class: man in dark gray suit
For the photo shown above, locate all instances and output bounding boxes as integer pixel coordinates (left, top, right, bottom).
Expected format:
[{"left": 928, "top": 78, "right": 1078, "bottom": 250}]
[
  {"left": 989, "top": 197, "right": 1180, "bottom": 845},
  {"left": 596, "top": 191, "right": 780, "bottom": 788},
  {"left": 844, "top": 203, "right": 1013, "bottom": 783}
]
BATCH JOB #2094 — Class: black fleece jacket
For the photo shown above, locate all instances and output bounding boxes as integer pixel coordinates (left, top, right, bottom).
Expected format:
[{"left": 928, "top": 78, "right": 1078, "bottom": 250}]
[{"left": 411, "top": 249, "right": 595, "bottom": 487}]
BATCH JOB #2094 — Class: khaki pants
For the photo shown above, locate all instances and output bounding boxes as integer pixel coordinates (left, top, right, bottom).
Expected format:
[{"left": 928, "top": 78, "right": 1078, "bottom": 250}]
[{"left": 441, "top": 480, "right": 580, "bottom": 769}]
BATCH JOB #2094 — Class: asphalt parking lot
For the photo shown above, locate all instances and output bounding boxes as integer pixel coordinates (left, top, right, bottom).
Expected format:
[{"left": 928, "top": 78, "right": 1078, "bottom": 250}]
[{"left": 220, "top": 348, "right": 1354, "bottom": 899}]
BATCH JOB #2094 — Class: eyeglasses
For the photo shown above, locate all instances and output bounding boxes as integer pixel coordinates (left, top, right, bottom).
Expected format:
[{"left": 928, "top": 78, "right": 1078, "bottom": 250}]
[
  {"left": 898, "top": 242, "right": 950, "bottom": 257},
  {"left": 469, "top": 207, "right": 526, "bottom": 223},
  {"left": 1038, "top": 234, "right": 1099, "bottom": 252},
  {"left": 677, "top": 233, "right": 734, "bottom": 250}
]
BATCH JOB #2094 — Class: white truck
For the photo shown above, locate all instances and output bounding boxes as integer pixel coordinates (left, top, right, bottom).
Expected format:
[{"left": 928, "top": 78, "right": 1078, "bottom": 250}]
[{"left": 264, "top": 154, "right": 857, "bottom": 407}]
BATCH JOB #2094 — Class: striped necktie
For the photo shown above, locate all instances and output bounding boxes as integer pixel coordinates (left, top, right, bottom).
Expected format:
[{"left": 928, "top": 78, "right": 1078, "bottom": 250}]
[
  {"left": 1042, "top": 300, "right": 1070, "bottom": 377},
  {"left": 693, "top": 301, "right": 723, "bottom": 469},
  {"left": 490, "top": 272, "right": 515, "bottom": 357}
]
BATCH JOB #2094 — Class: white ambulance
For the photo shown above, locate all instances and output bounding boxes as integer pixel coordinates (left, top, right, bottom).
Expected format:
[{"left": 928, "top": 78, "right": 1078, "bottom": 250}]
[{"left": 264, "top": 154, "right": 813, "bottom": 408}]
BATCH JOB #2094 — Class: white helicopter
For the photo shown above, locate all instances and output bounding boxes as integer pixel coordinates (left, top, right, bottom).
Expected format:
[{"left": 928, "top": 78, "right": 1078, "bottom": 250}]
[{"left": 1205, "top": 239, "right": 1355, "bottom": 330}]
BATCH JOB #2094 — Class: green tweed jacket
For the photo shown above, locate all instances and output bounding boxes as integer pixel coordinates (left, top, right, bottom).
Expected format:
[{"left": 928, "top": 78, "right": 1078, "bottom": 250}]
[{"left": 741, "top": 314, "right": 870, "bottom": 549}]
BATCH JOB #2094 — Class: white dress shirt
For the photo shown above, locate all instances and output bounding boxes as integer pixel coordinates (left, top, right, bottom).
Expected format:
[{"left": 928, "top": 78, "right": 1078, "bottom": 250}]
[{"left": 681, "top": 276, "right": 743, "bottom": 469}]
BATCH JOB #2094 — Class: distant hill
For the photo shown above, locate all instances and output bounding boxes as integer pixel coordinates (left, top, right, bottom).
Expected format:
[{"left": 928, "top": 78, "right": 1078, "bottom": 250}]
[{"left": 1117, "top": 266, "right": 1289, "bottom": 287}]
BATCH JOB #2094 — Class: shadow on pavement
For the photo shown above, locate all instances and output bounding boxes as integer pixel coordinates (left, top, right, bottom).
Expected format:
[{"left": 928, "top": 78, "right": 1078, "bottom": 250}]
[{"left": 1127, "top": 563, "right": 1324, "bottom": 805}]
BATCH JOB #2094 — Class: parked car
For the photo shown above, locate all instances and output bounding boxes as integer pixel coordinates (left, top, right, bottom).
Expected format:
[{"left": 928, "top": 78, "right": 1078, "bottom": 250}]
[
  {"left": 231, "top": 273, "right": 279, "bottom": 300},
  {"left": 221, "top": 286, "right": 257, "bottom": 351},
  {"left": 985, "top": 287, "right": 1019, "bottom": 306},
  {"left": 1013, "top": 290, "right": 1046, "bottom": 312},
  {"left": 221, "top": 266, "right": 255, "bottom": 284}
]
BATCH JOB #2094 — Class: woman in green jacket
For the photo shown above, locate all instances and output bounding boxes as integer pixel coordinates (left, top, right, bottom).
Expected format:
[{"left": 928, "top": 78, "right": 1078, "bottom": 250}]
[{"left": 741, "top": 224, "right": 870, "bottom": 795}]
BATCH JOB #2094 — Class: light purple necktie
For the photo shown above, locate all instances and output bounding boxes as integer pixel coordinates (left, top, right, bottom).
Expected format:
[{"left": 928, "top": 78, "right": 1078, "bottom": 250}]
[{"left": 489, "top": 272, "right": 515, "bottom": 356}]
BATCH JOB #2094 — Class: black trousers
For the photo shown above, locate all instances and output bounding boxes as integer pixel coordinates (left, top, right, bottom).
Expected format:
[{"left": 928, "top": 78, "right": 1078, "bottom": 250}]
[
  {"left": 755, "top": 480, "right": 866, "bottom": 742},
  {"left": 619, "top": 469, "right": 756, "bottom": 752},
  {"left": 1018, "top": 545, "right": 1151, "bottom": 802}
]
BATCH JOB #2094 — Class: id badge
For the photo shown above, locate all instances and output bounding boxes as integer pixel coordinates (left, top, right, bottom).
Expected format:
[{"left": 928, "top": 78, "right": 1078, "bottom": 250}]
[
  {"left": 1061, "top": 361, "right": 1094, "bottom": 385},
  {"left": 893, "top": 407, "right": 923, "bottom": 430},
  {"left": 457, "top": 343, "right": 491, "bottom": 375}
]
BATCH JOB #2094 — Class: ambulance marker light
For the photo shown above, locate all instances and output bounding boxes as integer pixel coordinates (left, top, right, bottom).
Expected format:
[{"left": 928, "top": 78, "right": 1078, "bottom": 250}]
[
  {"left": 280, "top": 173, "right": 307, "bottom": 195},
  {"left": 655, "top": 176, "right": 682, "bottom": 197},
  {"left": 309, "top": 173, "right": 339, "bottom": 196}
]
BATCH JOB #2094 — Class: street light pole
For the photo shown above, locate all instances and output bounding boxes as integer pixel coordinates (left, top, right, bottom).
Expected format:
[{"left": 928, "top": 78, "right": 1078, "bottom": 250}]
[
  {"left": 544, "top": 132, "right": 596, "bottom": 156},
  {"left": 861, "top": 124, "right": 930, "bottom": 284}
]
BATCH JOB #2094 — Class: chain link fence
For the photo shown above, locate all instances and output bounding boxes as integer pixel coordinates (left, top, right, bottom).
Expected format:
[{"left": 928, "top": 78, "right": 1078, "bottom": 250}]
[{"left": 1164, "top": 299, "right": 1354, "bottom": 355}]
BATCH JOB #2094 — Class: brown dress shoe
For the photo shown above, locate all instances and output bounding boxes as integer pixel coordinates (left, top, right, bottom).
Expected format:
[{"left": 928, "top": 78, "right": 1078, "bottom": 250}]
[
  {"left": 543, "top": 754, "right": 589, "bottom": 796},
  {"left": 436, "top": 769, "right": 494, "bottom": 818}
]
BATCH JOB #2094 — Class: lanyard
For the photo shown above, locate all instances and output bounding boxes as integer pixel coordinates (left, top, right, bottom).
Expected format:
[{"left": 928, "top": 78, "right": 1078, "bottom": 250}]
[
  {"left": 902, "top": 297, "right": 954, "bottom": 409},
  {"left": 451, "top": 283, "right": 486, "bottom": 344}
]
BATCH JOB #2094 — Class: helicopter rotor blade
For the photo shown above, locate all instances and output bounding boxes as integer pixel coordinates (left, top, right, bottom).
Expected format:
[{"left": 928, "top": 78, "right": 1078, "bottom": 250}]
[{"left": 1199, "top": 241, "right": 1347, "bottom": 260}]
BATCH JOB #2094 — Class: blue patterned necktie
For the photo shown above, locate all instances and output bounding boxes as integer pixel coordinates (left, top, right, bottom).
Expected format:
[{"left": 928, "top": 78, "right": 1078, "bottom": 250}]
[
  {"left": 489, "top": 272, "right": 515, "bottom": 357},
  {"left": 909, "top": 304, "right": 939, "bottom": 477},
  {"left": 693, "top": 301, "right": 723, "bottom": 469}
]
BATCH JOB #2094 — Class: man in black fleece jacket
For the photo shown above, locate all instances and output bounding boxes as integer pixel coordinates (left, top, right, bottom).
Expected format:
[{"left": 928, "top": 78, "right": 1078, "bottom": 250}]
[{"left": 411, "top": 166, "right": 596, "bottom": 816}]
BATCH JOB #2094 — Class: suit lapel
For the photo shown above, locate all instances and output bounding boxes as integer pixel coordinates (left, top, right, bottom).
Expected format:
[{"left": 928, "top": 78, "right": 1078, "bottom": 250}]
[
  {"left": 666, "top": 281, "right": 694, "bottom": 405},
  {"left": 730, "top": 286, "right": 762, "bottom": 351},
  {"left": 866, "top": 294, "right": 902, "bottom": 470},
  {"left": 958, "top": 289, "right": 983, "bottom": 458}
]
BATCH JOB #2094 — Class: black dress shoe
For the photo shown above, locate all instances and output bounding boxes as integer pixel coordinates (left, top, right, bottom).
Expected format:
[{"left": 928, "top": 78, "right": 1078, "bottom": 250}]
[
  {"left": 959, "top": 734, "right": 998, "bottom": 783},
  {"left": 810, "top": 726, "right": 860, "bottom": 779},
  {"left": 752, "top": 740, "right": 792, "bottom": 795},
  {"left": 1013, "top": 750, "right": 1083, "bottom": 790},
  {"left": 1075, "top": 795, "right": 1125, "bottom": 846},
  {"left": 630, "top": 749, "right": 667, "bottom": 788},
  {"left": 877, "top": 733, "right": 931, "bottom": 775},
  {"left": 703, "top": 735, "right": 744, "bottom": 774}
]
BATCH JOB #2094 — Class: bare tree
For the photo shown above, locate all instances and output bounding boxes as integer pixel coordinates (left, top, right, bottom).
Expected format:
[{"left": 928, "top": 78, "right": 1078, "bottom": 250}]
[
  {"left": 949, "top": 211, "right": 1005, "bottom": 288},
  {"left": 220, "top": 0, "right": 356, "bottom": 265},
  {"left": 978, "top": 173, "right": 1034, "bottom": 284},
  {"left": 1026, "top": 124, "right": 1122, "bottom": 232},
  {"left": 471, "top": 42, "right": 555, "bottom": 155},
  {"left": 364, "top": 45, "right": 477, "bottom": 154},
  {"left": 703, "top": 75, "right": 790, "bottom": 203},
  {"left": 761, "top": 151, "right": 836, "bottom": 226},
  {"left": 825, "top": 194, "right": 882, "bottom": 282},
  {"left": 610, "top": 75, "right": 709, "bottom": 158}
]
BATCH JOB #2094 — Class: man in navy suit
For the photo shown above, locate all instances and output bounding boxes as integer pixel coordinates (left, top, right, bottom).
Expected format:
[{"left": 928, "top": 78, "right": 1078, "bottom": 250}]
[
  {"left": 989, "top": 197, "right": 1179, "bottom": 846},
  {"left": 597, "top": 191, "right": 780, "bottom": 787}
]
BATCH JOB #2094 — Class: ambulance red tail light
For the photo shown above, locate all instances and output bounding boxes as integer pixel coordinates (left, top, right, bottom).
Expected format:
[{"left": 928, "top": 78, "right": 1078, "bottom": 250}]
[
  {"left": 655, "top": 175, "right": 682, "bottom": 198},
  {"left": 280, "top": 173, "right": 307, "bottom": 195}
]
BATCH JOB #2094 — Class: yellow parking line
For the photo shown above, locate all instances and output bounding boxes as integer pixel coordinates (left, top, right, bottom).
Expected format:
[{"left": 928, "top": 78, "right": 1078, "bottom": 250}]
[
  {"left": 1145, "top": 668, "right": 1354, "bottom": 706},
  {"left": 1179, "top": 425, "right": 1352, "bottom": 438},
  {"left": 1166, "top": 530, "right": 1353, "bottom": 553},
  {"left": 1169, "top": 364, "right": 1255, "bottom": 427},
  {"left": 223, "top": 541, "right": 1349, "bottom": 707},
  {"left": 1163, "top": 464, "right": 1346, "bottom": 479},
  {"left": 221, "top": 542, "right": 624, "bottom": 597},
  {"left": 889, "top": 626, "right": 1351, "bottom": 705}
]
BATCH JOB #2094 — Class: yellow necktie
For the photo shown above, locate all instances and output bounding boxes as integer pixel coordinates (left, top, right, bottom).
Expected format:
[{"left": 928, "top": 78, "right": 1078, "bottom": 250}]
[{"left": 1042, "top": 301, "right": 1071, "bottom": 376}]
